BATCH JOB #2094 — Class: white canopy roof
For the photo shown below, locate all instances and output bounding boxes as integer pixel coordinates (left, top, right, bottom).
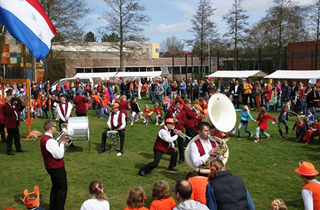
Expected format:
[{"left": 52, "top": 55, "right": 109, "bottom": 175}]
[
  {"left": 75, "top": 71, "right": 162, "bottom": 79},
  {"left": 264, "top": 70, "right": 320, "bottom": 79},
  {"left": 206, "top": 70, "right": 267, "bottom": 78}
]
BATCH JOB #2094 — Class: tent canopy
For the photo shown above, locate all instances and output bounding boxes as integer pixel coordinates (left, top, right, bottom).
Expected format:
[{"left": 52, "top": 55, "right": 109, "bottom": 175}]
[
  {"left": 206, "top": 70, "right": 267, "bottom": 78},
  {"left": 264, "top": 70, "right": 320, "bottom": 79},
  {"left": 74, "top": 71, "right": 162, "bottom": 79}
]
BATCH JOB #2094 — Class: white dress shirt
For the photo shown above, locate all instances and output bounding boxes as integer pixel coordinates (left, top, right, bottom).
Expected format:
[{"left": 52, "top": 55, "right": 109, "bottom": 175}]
[
  {"left": 107, "top": 111, "right": 126, "bottom": 130},
  {"left": 44, "top": 132, "right": 65, "bottom": 159},
  {"left": 190, "top": 138, "right": 218, "bottom": 167},
  {"left": 56, "top": 102, "right": 72, "bottom": 122},
  {"left": 158, "top": 126, "right": 178, "bottom": 146}
]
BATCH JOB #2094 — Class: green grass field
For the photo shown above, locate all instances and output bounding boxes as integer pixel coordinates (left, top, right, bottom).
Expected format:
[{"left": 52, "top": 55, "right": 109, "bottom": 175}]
[{"left": 0, "top": 97, "right": 319, "bottom": 210}]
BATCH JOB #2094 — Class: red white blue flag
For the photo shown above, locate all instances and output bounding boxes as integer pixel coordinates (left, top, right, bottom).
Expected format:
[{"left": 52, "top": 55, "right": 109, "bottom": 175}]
[{"left": 0, "top": 0, "right": 57, "bottom": 59}]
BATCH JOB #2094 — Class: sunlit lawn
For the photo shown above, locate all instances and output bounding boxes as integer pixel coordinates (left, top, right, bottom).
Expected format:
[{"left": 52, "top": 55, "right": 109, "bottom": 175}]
[{"left": 0, "top": 96, "right": 318, "bottom": 210}]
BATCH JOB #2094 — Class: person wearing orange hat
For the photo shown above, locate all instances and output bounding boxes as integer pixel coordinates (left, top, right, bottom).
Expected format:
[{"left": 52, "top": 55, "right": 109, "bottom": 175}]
[
  {"left": 98, "top": 103, "right": 126, "bottom": 156},
  {"left": 20, "top": 186, "right": 44, "bottom": 210},
  {"left": 138, "top": 118, "right": 182, "bottom": 176},
  {"left": 295, "top": 161, "right": 320, "bottom": 210}
]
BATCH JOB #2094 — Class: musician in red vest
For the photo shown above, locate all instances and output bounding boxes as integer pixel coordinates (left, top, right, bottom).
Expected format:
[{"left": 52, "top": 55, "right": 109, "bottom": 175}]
[
  {"left": 98, "top": 103, "right": 126, "bottom": 156},
  {"left": 73, "top": 90, "right": 89, "bottom": 116},
  {"left": 138, "top": 118, "right": 181, "bottom": 176},
  {"left": 56, "top": 93, "right": 75, "bottom": 148},
  {"left": 165, "top": 99, "right": 187, "bottom": 164},
  {"left": 189, "top": 122, "right": 220, "bottom": 167},
  {"left": 40, "top": 120, "right": 68, "bottom": 210},
  {"left": 2, "top": 97, "right": 26, "bottom": 155},
  {"left": 183, "top": 98, "right": 199, "bottom": 146}
]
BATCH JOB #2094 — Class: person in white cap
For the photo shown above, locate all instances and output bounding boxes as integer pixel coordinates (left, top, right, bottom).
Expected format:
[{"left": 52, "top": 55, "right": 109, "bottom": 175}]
[{"left": 295, "top": 161, "right": 320, "bottom": 210}]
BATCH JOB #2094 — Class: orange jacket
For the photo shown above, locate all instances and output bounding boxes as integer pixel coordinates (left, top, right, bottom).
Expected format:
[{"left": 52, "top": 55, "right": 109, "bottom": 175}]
[{"left": 188, "top": 176, "right": 208, "bottom": 205}]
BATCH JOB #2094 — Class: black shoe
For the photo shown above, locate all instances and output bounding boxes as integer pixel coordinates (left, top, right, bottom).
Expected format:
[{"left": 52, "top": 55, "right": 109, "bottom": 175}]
[
  {"left": 138, "top": 170, "right": 146, "bottom": 176},
  {"left": 98, "top": 148, "right": 106, "bottom": 154},
  {"left": 7, "top": 151, "right": 15, "bottom": 156},
  {"left": 120, "top": 150, "right": 124, "bottom": 154},
  {"left": 17, "top": 149, "right": 27, "bottom": 152},
  {"left": 70, "top": 143, "right": 77, "bottom": 148},
  {"left": 167, "top": 167, "right": 178, "bottom": 171},
  {"left": 179, "top": 159, "right": 184, "bottom": 164}
]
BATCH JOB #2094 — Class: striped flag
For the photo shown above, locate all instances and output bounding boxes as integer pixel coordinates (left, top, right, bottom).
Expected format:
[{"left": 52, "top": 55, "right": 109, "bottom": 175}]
[{"left": 0, "top": 0, "right": 57, "bottom": 59}]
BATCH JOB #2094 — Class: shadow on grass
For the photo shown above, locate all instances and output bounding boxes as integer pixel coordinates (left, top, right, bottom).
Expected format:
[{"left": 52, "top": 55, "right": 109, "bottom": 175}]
[{"left": 138, "top": 151, "right": 155, "bottom": 159}]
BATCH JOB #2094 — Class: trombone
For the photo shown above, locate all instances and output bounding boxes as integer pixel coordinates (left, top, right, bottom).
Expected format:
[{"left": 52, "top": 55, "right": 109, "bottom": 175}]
[{"left": 192, "top": 106, "right": 204, "bottom": 118}]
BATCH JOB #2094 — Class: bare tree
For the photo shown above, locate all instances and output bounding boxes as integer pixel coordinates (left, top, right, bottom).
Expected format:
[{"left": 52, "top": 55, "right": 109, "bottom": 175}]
[
  {"left": 100, "top": 0, "right": 151, "bottom": 72},
  {"left": 40, "top": 0, "right": 90, "bottom": 42},
  {"left": 222, "top": 0, "right": 249, "bottom": 69},
  {"left": 308, "top": 0, "right": 320, "bottom": 40},
  {"left": 187, "top": 0, "right": 218, "bottom": 77},
  {"left": 160, "top": 36, "right": 184, "bottom": 53}
]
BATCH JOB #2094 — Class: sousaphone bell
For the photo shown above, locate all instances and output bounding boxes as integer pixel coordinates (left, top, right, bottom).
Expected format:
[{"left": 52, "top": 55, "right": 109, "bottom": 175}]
[{"left": 184, "top": 93, "right": 236, "bottom": 174}]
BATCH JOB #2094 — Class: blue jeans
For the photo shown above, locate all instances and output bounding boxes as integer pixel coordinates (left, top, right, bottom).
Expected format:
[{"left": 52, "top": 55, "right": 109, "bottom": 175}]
[
  {"left": 95, "top": 104, "right": 100, "bottom": 116},
  {"left": 181, "top": 90, "right": 186, "bottom": 99},
  {"left": 265, "top": 100, "right": 270, "bottom": 112},
  {"left": 238, "top": 121, "right": 252, "bottom": 137},
  {"left": 151, "top": 91, "right": 156, "bottom": 103}
]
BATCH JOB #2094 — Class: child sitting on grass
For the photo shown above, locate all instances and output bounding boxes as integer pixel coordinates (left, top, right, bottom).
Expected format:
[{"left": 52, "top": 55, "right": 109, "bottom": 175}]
[
  {"left": 123, "top": 187, "right": 149, "bottom": 210},
  {"left": 150, "top": 180, "right": 176, "bottom": 210},
  {"left": 307, "top": 108, "right": 315, "bottom": 125},
  {"left": 253, "top": 107, "right": 276, "bottom": 143},
  {"left": 80, "top": 180, "right": 110, "bottom": 210},
  {"left": 292, "top": 115, "right": 303, "bottom": 140}
]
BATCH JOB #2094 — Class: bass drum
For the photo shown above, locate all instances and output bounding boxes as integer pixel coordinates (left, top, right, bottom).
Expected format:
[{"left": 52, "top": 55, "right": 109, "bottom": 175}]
[
  {"left": 68, "top": 117, "right": 90, "bottom": 141},
  {"left": 184, "top": 134, "right": 229, "bottom": 174}
]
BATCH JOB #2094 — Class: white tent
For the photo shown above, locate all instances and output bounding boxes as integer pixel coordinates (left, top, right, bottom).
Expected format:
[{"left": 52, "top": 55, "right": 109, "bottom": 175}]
[
  {"left": 264, "top": 70, "right": 320, "bottom": 79},
  {"left": 206, "top": 70, "right": 267, "bottom": 78},
  {"left": 74, "top": 71, "right": 162, "bottom": 79}
]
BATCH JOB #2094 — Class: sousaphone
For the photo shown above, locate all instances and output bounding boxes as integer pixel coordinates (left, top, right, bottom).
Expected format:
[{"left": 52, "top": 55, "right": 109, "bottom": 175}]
[{"left": 184, "top": 93, "right": 236, "bottom": 174}]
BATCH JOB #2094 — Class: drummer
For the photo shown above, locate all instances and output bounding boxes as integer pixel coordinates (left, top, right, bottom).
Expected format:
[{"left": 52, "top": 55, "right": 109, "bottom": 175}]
[{"left": 98, "top": 103, "right": 126, "bottom": 156}]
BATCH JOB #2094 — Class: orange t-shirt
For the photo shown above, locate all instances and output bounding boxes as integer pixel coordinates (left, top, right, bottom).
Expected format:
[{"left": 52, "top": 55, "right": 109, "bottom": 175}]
[
  {"left": 295, "top": 120, "right": 302, "bottom": 131},
  {"left": 94, "top": 95, "right": 101, "bottom": 104},
  {"left": 149, "top": 197, "right": 176, "bottom": 210},
  {"left": 188, "top": 176, "right": 208, "bottom": 205},
  {"left": 31, "top": 99, "right": 36, "bottom": 110},
  {"left": 152, "top": 107, "right": 162, "bottom": 116},
  {"left": 143, "top": 108, "right": 151, "bottom": 119},
  {"left": 123, "top": 206, "right": 149, "bottom": 210},
  {"left": 313, "top": 123, "right": 320, "bottom": 135},
  {"left": 102, "top": 99, "right": 110, "bottom": 108},
  {"left": 37, "top": 97, "right": 41, "bottom": 108}
]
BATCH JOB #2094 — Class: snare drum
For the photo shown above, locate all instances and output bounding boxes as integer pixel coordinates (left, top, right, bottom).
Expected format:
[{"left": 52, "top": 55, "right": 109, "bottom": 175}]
[
  {"left": 107, "top": 130, "right": 119, "bottom": 139},
  {"left": 68, "top": 117, "right": 90, "bottom": 140}
]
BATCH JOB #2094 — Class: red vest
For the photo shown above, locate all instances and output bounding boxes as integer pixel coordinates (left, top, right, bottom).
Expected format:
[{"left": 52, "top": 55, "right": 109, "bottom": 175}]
[
  {"left": 59, "top": 102, "right": 72, "bottom": 119},
  {"left": 154, "top": 127, "right": 173, "bottom": 153},
  {"left": 40, "top": 135, "right": 64, "bottom": 169},
  {"left": 303, "top": 182, "right": 320, "bottom": 210},
  {"left": 111, "top": 112, "right": 123, "bottom": 129},
  {"left": 194, "top": 139, "right": 217, "bottom": 156}
]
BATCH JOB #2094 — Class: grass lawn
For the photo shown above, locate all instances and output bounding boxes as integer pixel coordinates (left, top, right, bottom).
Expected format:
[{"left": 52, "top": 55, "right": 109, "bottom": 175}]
[{"left": 0, "top": 96, "right": 319, "bottom": 210}]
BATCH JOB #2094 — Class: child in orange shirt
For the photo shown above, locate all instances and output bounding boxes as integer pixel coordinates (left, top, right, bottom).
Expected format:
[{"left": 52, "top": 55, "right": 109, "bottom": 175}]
[
  {"left": 150, "top": 180, "right": 176, "bottom": 210},
  {"left": 150, "top": 103, "right": 162, "bottom": 125},
  {"left": 100, "top": 95, "right": 110, "bottom": 119},
  {"left": 292, "top": 116, "right": 303, "bottom": 140},
  {"left": 41, "top": 95, "right": 47, "bottom": 119},
  {"left": 123, "top": 187, "right": 149, "bottom": 210},
  {"left": 143, "top": 105, "right": 152, "bottom": 125},
  {"left": 312, "top": 118, "right": 320, "bottom": 141},
  {"left": 93, "top": 92, "right": 101, "bottom": 116}
]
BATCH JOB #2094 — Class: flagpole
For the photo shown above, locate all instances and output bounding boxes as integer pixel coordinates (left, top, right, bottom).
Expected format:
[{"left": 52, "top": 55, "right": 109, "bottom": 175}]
[{"left": 32, "top": 57, "right": 36, "bottom": 82}]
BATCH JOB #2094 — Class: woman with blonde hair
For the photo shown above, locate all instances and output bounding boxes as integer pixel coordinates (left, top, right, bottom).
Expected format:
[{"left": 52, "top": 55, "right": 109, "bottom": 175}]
[
  {"left": 123, "top": 187, "right": 149, "bottom": 210},
  {"left": 206, "top": 160, "right": 255, "bottom": 210},
  {"left": 80, "top": 180, "right": 109, "bottom": 210},
  {"left": 150, "top": 180, "right": 176, "bottom": 210}
]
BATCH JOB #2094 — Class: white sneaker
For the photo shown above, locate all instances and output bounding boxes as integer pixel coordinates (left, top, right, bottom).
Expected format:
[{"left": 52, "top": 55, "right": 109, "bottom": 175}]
[
  {"left": 155, "top": 123, "right": 159, "bottom": 125},
  {"left": 116, "top": 152, "right": 122, "bottom": 156},
  {"left": 131, "top": 121, "right": 133, "bottom": 125}
]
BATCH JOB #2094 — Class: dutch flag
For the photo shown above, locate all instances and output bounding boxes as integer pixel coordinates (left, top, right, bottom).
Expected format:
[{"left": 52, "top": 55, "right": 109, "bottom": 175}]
[{"left": 0, "top": 0, "right": 57, "bottom": 59}]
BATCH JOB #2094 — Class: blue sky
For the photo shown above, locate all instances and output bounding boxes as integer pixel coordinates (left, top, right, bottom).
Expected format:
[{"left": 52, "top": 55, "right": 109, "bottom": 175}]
[{"left": 86, "top": 0, "right": 313, "bottom": 49}]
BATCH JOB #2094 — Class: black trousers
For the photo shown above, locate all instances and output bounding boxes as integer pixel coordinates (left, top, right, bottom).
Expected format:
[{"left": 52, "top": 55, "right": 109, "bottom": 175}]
[
  {"left": 184, "top": 127, "right": 195, "bottom": 147},
  {"left": 101, "top": 129, "right": 125, "bottom": 150},
  {"left": 177, "top": 136, "right": 184, "bottom": 161},
  {"left": 7, "top": 122, "right": 21, "bottom": 152},
  {"left": 0, "top": 123, "right": 6, "bottom": 142},
  {"left": 140, "top": 147, "right": 177, "bottom": 173},
  {"left": 76, "top": 113, "right": 87, "bottom": 117},
  {"left": 46, "top": 166, "right": 68, "bottom": 210}
]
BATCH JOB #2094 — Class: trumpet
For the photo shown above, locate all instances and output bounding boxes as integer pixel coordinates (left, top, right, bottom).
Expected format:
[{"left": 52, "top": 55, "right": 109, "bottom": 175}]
[
  {"left": 192, "top": 107, "right": 204, "bottom": 117},
  {"left": 56, "top": 123, "right": 74, "bottom": 148},
  {"left": 173, "top": 129, "right": 191, "bottom": 140}
]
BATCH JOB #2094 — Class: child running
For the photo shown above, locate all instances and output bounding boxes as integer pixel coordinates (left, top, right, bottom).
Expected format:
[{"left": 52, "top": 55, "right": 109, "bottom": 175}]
[
  {"left": 276, "top": 105, "right": 289, "bottom": 139},
  {"left": 150, "top": 103, "right": 162, "bottom": 125},
  {"left": 254, "top": 107, "right": 276, "bottom": 143},
  {"left": 142, "top": 104, "right": 152, "bottom": 125},
  {"left": 235, "top": 105, "right": 256, "bottom": 139}
]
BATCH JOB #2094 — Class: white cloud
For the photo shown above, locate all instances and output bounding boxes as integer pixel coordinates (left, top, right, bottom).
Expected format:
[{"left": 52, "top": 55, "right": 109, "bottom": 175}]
[
  {"left": 149, "top": 21, "right": 190, "bottom": 34},
  {"left": 168, "top": 0, "right": 197, "bottom": 18}
]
